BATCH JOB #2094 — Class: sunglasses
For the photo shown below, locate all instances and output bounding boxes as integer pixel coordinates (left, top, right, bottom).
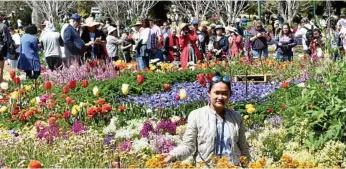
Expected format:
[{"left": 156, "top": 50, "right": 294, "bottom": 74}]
[{"left": 212, "top": 76, "right": 231, "bottom": 84}]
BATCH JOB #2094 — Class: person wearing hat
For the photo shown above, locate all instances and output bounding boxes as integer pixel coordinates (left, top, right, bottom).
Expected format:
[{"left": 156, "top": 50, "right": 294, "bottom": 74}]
[
  {"left": 0, "top": 11, "right": 11, "bottom": 83},
  {"left": 208, "top": 25, "right": 229, "bottom": 60},
  {"left": 81, "top": 18, "right": 106, "bottom": 61},
  {"left": 228, "top": 27, "right": 242, "bottom": 58},
  {"left": 40, "top": 22, "right": 63, "bottom": 71},
  {"left": 295, "top": 17, "right": 313, "bottom": 56},
  {"left": 106, "top": 26, "right": 121, "bottom": 62},
  {"left": 64, "top": 13, "right": 92, "bottom": 67},
  {"left": 132, "top": 21, "right": 142, "bottom": 56},
  {"left": 178, "top": 22, "right": 201, "bottom": 69},
  {"left": 249, "top": 21, "right": 271, "bottom": 59}
]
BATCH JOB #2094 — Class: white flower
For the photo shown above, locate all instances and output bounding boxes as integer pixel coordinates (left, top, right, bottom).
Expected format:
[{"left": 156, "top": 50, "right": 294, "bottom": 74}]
[
  {"left": 146, "top": 108, "right": 153, "bottom": 113},
  {"left": 103, "top": 118, "right": 117, "bottom": 135},
  {"left": 0, "top": 82, "right": 8, "bottom": 90},
  {"left": 115, "top": 129, "right": 137, "bottom": 139},
  {"left": 176, "top": 125, "right": 186, "bottom": 137},
  {"left": 297, "top": 82, "right": 305, "bottom": 88},
  {"left": 132, "top": 138, "right": 150, "bottom": 151},
  {"left": 170, "top": 116, "right": 181, "bottom": 123}
]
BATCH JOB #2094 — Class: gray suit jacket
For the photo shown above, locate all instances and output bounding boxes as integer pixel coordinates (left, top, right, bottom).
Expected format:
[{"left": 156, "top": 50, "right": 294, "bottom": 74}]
[{"left": 169, "top": 106, "right": 251, "bottom": 165}]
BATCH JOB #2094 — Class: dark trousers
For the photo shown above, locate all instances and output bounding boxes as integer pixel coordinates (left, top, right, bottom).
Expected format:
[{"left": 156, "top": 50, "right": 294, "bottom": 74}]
[
  {"left": 46, "top": 57, "right": 62, "bottom": 71},
  {"left": 25, "top": 70, "right": 40, "bottom": 79}
]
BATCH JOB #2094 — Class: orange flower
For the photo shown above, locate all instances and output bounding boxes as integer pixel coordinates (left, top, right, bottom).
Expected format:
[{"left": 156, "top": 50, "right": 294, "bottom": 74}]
[
  {"left": 48, "top": 117, "right": 56, "bottom": 124},
  {"left": 87, "top": 107, "right": 96, "bottom": 117},
  {"left": 47, "top": 102, "right": 55, "bottom": 109},
  {"left": 65, "top": 97, "right": 74, "bottom": 105},
  {"left": 28, "top": 160, "right": 42, "bottom": 168},
  {"left": 25, "top": 110, "right": 34, "bottom": 117},
  {"left": 95, "top": 106, "right": 102, "bottom": 113},
  {"left": 94, "top": 98, "right": 106, "bottom": 105},
  {"left": 102, "top": 104, "right": 112, "bottom": 113},
  {"left": 240, "top": 156, "right": 248, "bottom": 164},
  {"left": 280, "top": 81, "right": 289, "bottom": 88},
  {"left": 267, "top": 108, "right": 274, "bottom": 113}
]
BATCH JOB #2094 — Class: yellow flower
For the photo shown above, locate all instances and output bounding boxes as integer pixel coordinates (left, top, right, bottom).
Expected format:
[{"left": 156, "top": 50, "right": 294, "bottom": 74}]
[
  {"left": 79, "top": 102, "right": 89, "bottom": 107},
  {"left": 245, "top": 104, "right": 254, "bottom": 109},
  {"left": 11, "top": 91, "right": 19, "bottom": 100},
  {"left": 72, "top": 105, "right": 80, "bottom": 116},
  {"left": 0, "top": 106, "right": 7, "bottom": 113},
  {"left": 24, "top": 85, "right": 32, "bottom": 91},
  {"left": 93, "top": 86, "right": 99, "bottom": 96},
  {"left": 243, "top": 115, "right": 249, "bottom": 120},
  {"left": 121, "top": 84, "right": 129, "bottom": 95},
  {"left": 247, "top": 107, "right": 256, "bottom": 114},
  {"left": 149, "top": 64, "right": 156, "bottom": 71},
  {"left": 180, "top": 88, "right": 187, "bottom": 100}
]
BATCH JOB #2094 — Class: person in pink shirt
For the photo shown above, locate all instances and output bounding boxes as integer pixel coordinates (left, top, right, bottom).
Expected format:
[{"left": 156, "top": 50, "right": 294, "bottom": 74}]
[{"left": 228, "top": 27, "right": 243, "bottom": 58}]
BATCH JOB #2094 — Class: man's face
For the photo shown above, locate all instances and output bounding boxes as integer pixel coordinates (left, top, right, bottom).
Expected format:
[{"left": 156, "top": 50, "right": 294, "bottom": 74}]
[
  {"left": 256, "top": 24, "right": 262, "bottom": 31},
  {"left": 73, "top": 20, "right": 81, "bottom": 28}
]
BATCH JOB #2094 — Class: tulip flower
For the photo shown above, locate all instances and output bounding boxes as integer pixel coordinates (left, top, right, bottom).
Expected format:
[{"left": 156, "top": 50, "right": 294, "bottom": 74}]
[
  {"left": 44, "top": 81, "right": 52, "bottom": 90},
  {"left": 13, "top": 77, "right": 20, "bottom": 85},
  {"left": 180, "top": 88, "right": 187, "bottom": 100},
  {"left": 63, "top": 111, "right": 71, "bottom": 119},
  {"left": 62, "top": 85, "right": 69, "bottom": 94},
  {"left": 93, "top": 86, "right": 100, "bottom": 96},
  {"left": 28, "top": 160, "right": 42, "bottom": 169},
  {"left": 48, "top": 117, "right": 56, "bottom": 124},
  {"left": 163, "top": 83, "right": 170, "bottom": 91},
  {"left": 68, "top": 80, "right": 77, "bottom": 89},
  {"left": 121, "top": 84, "right": 129, "bottom": 95},
  {"left": 11, "top": 91, "right": 19, "bottom": 100},
  {"left": 9, "top": 71, "right": 16, "bottom": 79},
  {"left": 24, "top": 85, "right": 32, "bottom": 91},
  {"left": 102, "top": 104, "right": 112, "bottom": 113},
  {"left": 81, "top": 79, "right": 88, "bottom": 88},
  {"left": 247, "top": 107, "right": 256, "bottom": 114},
  {"left": 245, "top": 104, "right": 254, "bottom": 109},
  {"left": 0, "top": 82, "right": 8, "bottom": 90},
  {"left": 137, "top": 74, "right": 145, "bottom": 84},
  {"left": 0, "top": 106, "right": 7, "bottom": 113},
  {"left": 280, "top": 81, "right": 289, "bottom": 88},
  {"left": 72, "top": 105, "right": 80, "bottom": 117},
  {"left": 243, "top": 115, "right": 249, "bottom": 120}
]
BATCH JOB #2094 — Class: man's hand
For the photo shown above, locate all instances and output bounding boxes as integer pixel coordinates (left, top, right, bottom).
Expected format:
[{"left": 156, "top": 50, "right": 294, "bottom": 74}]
[{"left": 162, "top": 153, "right": 174, "bottom": 163}]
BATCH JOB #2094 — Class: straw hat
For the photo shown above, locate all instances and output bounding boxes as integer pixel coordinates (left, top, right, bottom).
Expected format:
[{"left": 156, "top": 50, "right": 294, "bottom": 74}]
[
  {"left": 134, "top": 21, "right": 142, "bottom": 26},
  {"left": 82, "top": 17, "right": 101, "bottom": 27},
  {"left": 200, "top": 21, "right": 209, "bottom": 27},
  {"left": 178, "top": 23, "right": 190, "bottom": 32},
  {"left": 107, "top": 26, "right": 117, "bottom": 35}
]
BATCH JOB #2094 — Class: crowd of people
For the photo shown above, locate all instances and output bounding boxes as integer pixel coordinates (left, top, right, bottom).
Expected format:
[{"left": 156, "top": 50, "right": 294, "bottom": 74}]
[{"left": 1, "top": 11, "right": 346, "bottom": 83}]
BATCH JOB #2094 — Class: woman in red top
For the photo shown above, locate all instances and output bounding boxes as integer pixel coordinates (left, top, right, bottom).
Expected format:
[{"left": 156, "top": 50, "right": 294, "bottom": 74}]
[
  {"left": 228, "top": 27, "right": 243, "bottom": 58},
  {"left": 179, "top": 23, "right": 201, "bottom": 69},
  {"left": 164, "top": 28, "right": 180, "bottom": 62}
]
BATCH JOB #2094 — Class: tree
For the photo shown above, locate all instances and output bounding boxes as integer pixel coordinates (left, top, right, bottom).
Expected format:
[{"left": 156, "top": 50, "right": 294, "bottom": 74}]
[
  {"left": 210, "top": 0, "right": 252, "bottom": 25},
  {"left": 124, "top": 0, "right": 158, "bottom": 20},
  {"left": 26, "top": 0, "right": 77, "bottom": 23},
  {"left": 262, "top": 0, "right": 312, "bottom": 25},
  {"left": 172, "top": 0, "right": 211, "bottom": 20}
]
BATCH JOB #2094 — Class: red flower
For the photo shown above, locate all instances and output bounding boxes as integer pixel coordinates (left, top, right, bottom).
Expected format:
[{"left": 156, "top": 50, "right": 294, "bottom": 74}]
[
  {"left": 12, "top": 109, "right": 19, "bottom": 116},
  {"left": 81, "top": 79, "right": 88, "bottom": 88},
  {"left": 13, "top": 77, "right": 20, "bottom": 85},
  {"left": 280, "top": 104, "right": 287, "bottom": 109},
  {"left": 68, "top": 80, "right": 77, "bottom": 89},
  {"left": 95, "top": 107, "right": 102, "bottom": 113},
  {"left": 28, "top": 160, "right": 42, "bottom": 169},
  {"left": 205, "top": 73, "right": 214, "bottom": 83},
  {"left": 89, "top": 60, "right": 98, "bottom": 68},
  {"left": 48, "top": 117, "right": 56, "bottom": 124},
  {"left": 175, "top": 95, "right": 180, "bottom": 101},
  {"left": 280, "top": 81, "right": 290, "bottom": 88},
  {"left": 63, "top": 111, "right": 71, "bottom": 119},
  {"left": 137, "top": 74, "right": 145, "bottom": 84},
  {"left": 163, "top": 83, "right": 170, "bottom": 91},
  {"left": 9, "top": 71, "right": 16, "bottom": 79},
  {"left": 267, "top": 108, "right": 274, "bottom": 113},
  {"left": 85, "top": 66, "right": 91, "bottom": 73},
  {"left": 65, "top": 97, "right": 74, "bottom": 105},
  {"left": 87, "top": 107, "right": 96, "bottom": 117},
  {"left": 118, "top": 105, "right": 126, "bottom": 111},
  {"left": 44, "top": 81, "right": 52, "bottom": 90},
  {"left": 114, "top": 66, "right": 120, "bottom": 71},
  {"left": 102, "top": 104, "right": 112, "bottom": 113},
  {"left": 94, "top": 98, "right": 106, "bottom": 105},
  {"left": 62, "top": 85, "right": 69, "bottom": 94}
]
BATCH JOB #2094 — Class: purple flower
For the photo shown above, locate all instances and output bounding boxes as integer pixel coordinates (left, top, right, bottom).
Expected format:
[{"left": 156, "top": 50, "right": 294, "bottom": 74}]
[
  {"left": 150, "top": 134, "right": 174, "bottom": 154},
  {"left": 119, "top": 140, "right": 132, "bottom": 152},
  {"left": 156, "top": 120, "right": 176, "bottom": 135},
  {"left": 140, "top": 121, "right": 154, "bottom": 138},
  {"left": 104, "top": 135, "right": 116, "bottom": 149},
  {"left": 266, "top": 115, "right": 283, "bottom": 128},
  {"left": 36, "top": 123, "right": 60, "bottom": 143},
  {"left": 71, "top": 120, "right": 89, "bottom": 134}
]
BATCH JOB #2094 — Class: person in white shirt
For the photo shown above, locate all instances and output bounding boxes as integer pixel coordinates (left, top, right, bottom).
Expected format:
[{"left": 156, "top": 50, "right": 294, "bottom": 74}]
[
  {"left": 41, "top": 22, "right": 63, "bottom": 71},
  {"left": 106, "top": 26, "right": 121, "bottom": 62},
  {"left": 137, "top": 19, "right": 151, "bottom": 70},
  {"left": 295, "top": 18, "right": 313, "bottom": 55}
]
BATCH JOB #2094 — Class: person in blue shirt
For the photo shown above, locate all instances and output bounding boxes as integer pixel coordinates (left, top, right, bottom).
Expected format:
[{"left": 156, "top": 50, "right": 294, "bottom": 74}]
[
  {"left": 17, "top": 24, "right": 41, "bottom": 79},
  {"left": 241, "top": 16, "right": 247, "bottom": 26},
  {"left": 63, "top": 13, "right": 93, "bottom": 67}
]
